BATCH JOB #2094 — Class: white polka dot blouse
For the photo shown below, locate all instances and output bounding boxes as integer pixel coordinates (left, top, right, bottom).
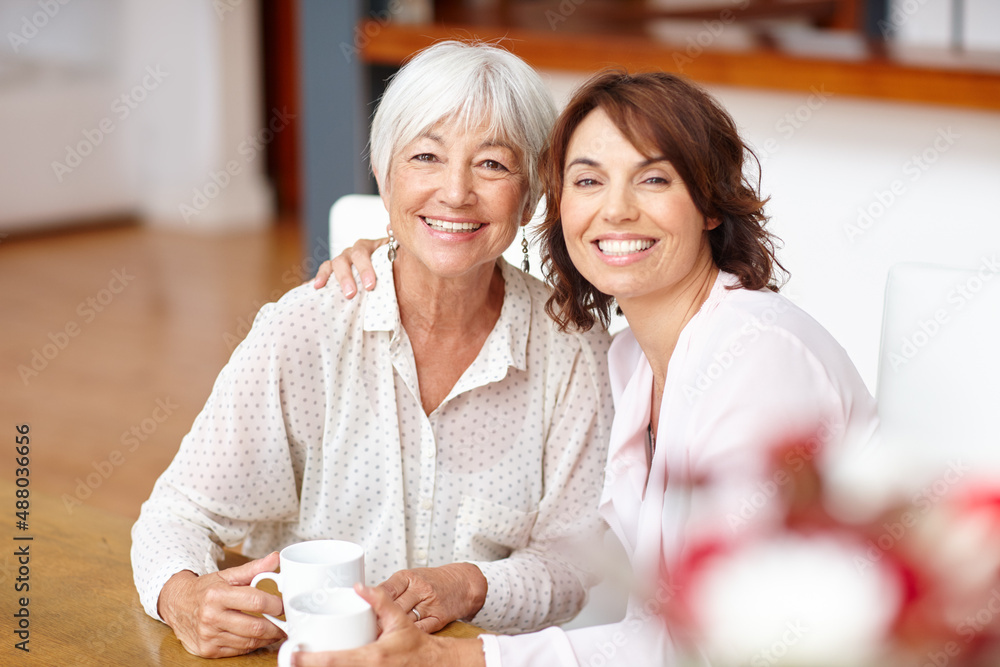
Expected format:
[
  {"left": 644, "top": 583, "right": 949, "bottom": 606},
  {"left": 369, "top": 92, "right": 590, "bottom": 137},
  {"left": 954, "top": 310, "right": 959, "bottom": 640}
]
[{"left": 131, "top": 248, "right": 613, "bottom": 634}]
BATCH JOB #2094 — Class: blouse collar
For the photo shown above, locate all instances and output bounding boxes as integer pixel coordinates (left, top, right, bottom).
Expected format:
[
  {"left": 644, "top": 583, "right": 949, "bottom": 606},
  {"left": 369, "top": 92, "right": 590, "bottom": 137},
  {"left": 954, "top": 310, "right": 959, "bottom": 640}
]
[{"left": 362, "top": 248, "right": 530, "bottom": 374}]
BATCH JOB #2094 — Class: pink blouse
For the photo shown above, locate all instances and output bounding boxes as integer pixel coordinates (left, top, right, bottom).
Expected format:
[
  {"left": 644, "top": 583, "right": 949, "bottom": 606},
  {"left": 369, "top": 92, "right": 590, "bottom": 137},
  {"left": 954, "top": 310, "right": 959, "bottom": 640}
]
[{"left": 482, "top": 271, "right": 879, "bottom": 666}]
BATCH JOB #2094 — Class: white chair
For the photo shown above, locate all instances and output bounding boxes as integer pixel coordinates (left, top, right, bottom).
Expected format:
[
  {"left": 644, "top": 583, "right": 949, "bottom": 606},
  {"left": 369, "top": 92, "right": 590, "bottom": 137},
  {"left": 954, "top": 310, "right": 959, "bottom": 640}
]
[
  {"left": 875, "top": 261, "right": 1000, "bottom": 482},
  {"left": 328, "top": 193, "right": 628, "bottom": 333},
  {"left": 328, "top": 194, "right": 391, "bottom": 258}
]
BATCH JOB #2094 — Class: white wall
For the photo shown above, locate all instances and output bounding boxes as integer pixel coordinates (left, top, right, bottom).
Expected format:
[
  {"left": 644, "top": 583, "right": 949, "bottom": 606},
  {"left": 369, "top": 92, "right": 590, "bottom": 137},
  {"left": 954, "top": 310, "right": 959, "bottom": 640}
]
[
  {"left": 0, "top": 0, "right": 136, "bottom": 231},
  {"left": 0, "top": 0, "right": 272, "bottom": 233},
  {"left": 540, "top": 71, "right": 1000, "bottom": 394},
  {"left": 888, "top": 0, "right": 1000, "bottom": 51},
  {"left": 119, "top": 0, "right": 273, "bottom": 231}
]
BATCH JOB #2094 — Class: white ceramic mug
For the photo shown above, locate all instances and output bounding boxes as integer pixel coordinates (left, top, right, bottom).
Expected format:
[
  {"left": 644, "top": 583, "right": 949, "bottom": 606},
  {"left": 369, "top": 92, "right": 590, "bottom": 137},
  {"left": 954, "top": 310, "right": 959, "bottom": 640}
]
[
  {"left": 274, "top": 589, "right": 377, "bottom": 667},
  {"left": 250, "top": 540, "right": 365, "bottom": 601}
]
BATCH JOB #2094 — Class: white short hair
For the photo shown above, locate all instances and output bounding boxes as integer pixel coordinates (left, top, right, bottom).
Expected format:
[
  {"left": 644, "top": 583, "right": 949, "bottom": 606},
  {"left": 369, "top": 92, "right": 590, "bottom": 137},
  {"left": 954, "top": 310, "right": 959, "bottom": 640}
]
[{"left": 370, "top": 40, "right": 556, "bottom": 213}]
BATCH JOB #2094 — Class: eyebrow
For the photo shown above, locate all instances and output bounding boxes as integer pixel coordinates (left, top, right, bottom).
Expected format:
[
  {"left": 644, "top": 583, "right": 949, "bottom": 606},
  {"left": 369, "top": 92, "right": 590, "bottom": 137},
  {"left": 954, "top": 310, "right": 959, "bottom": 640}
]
[
  {"left": 566, "top": 156, "right": 670, "bottom": 169},
  {"left": 417, "top": 133, "right": 515, "bottom": 153},
  {"left": 479, "top": 138, "right": 516, "bottom": 153}
]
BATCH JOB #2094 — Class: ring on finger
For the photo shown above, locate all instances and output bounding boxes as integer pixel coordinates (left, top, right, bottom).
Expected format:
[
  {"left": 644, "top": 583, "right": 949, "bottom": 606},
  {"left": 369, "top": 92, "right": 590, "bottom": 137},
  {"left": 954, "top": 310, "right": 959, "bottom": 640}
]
[{"left": 410, "top": 608, "right": 421, "bottom": 622}]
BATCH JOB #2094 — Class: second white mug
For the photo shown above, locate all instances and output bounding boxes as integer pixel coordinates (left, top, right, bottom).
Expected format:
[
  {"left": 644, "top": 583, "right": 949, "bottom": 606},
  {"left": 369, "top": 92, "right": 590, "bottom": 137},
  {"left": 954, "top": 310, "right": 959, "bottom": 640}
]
[{"left": 273, "top": 589, "right": 377, "bottom": 667}]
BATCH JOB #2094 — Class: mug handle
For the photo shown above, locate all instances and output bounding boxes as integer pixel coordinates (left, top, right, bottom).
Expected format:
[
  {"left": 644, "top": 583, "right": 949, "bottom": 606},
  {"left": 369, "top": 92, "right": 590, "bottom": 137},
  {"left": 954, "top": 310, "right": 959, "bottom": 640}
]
[
  {"left": 262, "top": 611, "right": 288, "bottom": 633},
  {"left": 251, "top": 571, "right": 287, "bottom": 632},
  {"left": 278, "top": 637, "right": 303, "bottom": 667},
  {"left": 250, "top": 570, "right": 282, "bottom": 591}
]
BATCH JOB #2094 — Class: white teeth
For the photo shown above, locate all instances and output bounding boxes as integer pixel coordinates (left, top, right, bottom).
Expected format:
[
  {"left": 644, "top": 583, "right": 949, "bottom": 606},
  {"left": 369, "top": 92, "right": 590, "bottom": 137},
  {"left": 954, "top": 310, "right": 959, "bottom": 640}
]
[
  {"left": 424, "top": 218, "right": 483, "bottom": 233},
  {"left": 598, "top": 239, "right": 655, "bottom": 256}
]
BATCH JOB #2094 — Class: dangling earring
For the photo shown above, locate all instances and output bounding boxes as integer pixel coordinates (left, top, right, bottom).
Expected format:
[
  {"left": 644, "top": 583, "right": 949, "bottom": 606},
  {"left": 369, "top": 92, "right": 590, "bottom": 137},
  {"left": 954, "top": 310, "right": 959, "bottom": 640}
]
[
  {"left": 387, "top": 226, "right": 398, "bottom": 263},
  {"left": 520, "top": 227, "right": 530, "bottom": 273}
]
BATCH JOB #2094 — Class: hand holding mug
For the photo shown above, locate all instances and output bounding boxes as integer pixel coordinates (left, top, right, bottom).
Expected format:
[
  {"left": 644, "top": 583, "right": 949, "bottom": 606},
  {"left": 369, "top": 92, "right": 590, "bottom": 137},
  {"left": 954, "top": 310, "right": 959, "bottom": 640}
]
[
  {"left": 292, "top": 584, "right": 486, "bottom": 667},
  {"left": 157, "top": 552, "right": 285, "bottom": 658},
  {"left": 273, "top": 588, "right": 377, "bottom": 667}
]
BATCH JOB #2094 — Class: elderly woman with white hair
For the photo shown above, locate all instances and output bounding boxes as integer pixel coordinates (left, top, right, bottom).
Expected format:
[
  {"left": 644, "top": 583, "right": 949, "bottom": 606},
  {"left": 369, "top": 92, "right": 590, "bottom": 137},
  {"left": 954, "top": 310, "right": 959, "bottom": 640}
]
[{"left": 130, "top": 41, "right": 612, "bottom": 658}]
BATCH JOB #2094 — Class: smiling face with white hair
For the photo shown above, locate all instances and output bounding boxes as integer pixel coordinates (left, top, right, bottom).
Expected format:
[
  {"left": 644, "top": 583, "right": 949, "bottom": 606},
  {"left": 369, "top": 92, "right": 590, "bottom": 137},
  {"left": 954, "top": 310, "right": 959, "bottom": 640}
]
[
  {"left": 369, "top": 40, "right": 556, "bottom": 282},
  {"left": 379, "top": 115, "right": 531, "bottom": 282}
]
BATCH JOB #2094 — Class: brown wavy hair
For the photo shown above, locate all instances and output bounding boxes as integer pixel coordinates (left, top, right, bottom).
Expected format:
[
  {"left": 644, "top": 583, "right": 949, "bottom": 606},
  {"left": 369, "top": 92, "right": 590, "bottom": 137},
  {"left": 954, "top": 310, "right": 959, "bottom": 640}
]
[{"left": 540, "top": 70, "right": 786, "bottom": 331}]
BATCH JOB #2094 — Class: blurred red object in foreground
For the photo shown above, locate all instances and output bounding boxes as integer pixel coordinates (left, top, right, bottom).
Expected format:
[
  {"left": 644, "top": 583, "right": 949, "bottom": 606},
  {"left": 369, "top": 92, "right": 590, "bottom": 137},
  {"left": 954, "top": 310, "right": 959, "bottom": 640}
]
[{"left": 662, "top": 429, "right": 1000, "bottom": 666}]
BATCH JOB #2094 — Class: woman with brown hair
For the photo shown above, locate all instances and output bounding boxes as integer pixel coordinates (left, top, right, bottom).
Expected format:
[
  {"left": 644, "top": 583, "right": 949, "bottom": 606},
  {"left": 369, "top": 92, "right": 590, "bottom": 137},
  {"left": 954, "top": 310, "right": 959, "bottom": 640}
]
[{"left": 308, "top": 69, "right": 878, "bottom": 667}]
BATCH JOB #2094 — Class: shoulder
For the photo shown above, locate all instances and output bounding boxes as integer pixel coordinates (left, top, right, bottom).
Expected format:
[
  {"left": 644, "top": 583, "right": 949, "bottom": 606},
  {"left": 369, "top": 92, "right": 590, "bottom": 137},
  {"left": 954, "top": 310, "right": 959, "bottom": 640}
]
[
  {"left": 708, "top": 283, "right": 857, "bottom": 379},
  {"left": 258, "top": 282, "right": 354, "bottom": 327},
  {"left": 685, "top": 279, "right": 874, "bottom": 423},
  {"left": 679, "top": 279, "right": 878, "bottom": 477},
  {"left": 235, "top": 278, "right": 366, "bottom": 355}
]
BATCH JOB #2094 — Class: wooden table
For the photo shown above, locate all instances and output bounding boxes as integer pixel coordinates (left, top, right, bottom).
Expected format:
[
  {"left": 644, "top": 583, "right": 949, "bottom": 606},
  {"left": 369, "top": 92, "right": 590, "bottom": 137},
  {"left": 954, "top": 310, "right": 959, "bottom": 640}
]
[{"left": 0, "top": 483, "right": 482, "bottom": 666}]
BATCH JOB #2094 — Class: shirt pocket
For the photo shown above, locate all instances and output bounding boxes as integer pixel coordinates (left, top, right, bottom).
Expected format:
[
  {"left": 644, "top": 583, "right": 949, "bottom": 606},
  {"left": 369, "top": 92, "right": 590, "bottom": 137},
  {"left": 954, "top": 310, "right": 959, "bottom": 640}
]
[{"left": 452, "top": 495, "right": 538, "bottom": 562}]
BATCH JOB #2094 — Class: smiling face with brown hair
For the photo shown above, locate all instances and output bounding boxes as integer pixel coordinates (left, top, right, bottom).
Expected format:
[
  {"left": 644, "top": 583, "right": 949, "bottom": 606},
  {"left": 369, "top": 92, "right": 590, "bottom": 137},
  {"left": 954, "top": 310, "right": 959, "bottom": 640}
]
[{"left": 559, "top": 107, "right": 719, "bottom": 307}]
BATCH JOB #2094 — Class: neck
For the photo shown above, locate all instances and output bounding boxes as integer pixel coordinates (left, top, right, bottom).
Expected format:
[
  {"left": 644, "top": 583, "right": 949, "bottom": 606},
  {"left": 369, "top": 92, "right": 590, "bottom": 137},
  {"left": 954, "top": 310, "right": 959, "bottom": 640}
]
[
  {"left": 617, "top": 257, "right": 719, "bottom": 384},
  {"left": 393, "top": 256, "right": 504, "bottom": 339}
]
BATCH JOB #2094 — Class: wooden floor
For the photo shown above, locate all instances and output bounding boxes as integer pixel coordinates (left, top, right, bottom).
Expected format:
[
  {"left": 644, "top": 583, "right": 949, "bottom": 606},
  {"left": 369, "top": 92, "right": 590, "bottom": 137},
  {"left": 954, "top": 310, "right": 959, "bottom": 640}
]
[{"left": 0, "top": 217, "right": 305, "bottom": 520}]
